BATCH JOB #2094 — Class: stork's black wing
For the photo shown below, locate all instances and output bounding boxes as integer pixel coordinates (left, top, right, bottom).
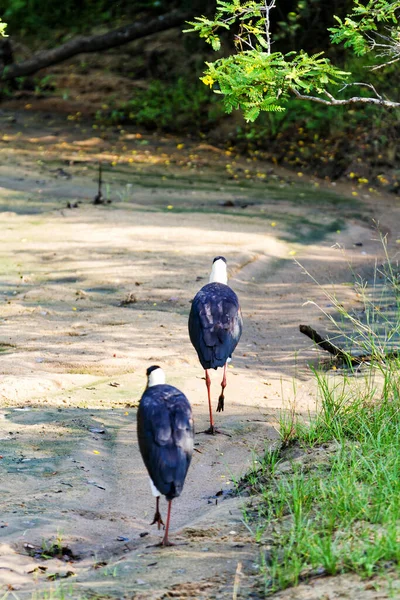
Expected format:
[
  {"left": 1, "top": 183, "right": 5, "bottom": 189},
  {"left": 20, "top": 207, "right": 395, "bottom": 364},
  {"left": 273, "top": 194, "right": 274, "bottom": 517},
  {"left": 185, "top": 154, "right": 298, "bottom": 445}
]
[
  {"left": 137, "top": 385, "right": 194, "bottom": 501},
  {"left": 189, "top": 282, "right": 243, "bottom": 370}
]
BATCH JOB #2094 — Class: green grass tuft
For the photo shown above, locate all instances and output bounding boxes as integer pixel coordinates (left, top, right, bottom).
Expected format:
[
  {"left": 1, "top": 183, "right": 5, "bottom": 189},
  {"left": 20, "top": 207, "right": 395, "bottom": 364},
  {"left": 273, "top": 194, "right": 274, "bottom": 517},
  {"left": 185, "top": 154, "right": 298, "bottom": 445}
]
[
  {"left": 244, "top": 367, "right": 400, "bottom": 594},
  {"left": 243, "top": 239, "right": 400, "bottom": 594}
]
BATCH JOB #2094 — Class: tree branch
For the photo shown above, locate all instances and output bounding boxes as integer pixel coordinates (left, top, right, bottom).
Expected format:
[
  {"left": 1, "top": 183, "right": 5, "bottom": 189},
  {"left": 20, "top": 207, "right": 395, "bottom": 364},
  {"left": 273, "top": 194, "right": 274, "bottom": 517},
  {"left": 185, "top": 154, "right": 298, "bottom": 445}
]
[
  {"left": 371, "top": 56, "right": 400, "bottom": 70},
  {"left": 1, "top": 10, "right": 189, "bottom": 82},
  {"left": 337, "top": 82, "right": 383, "bottom": 99},
  {"left": 291, "top": 88, "right": 400, "bottom": 108},
  {"left": 264, "top": 0, "right": 276, "bottom": 56}
]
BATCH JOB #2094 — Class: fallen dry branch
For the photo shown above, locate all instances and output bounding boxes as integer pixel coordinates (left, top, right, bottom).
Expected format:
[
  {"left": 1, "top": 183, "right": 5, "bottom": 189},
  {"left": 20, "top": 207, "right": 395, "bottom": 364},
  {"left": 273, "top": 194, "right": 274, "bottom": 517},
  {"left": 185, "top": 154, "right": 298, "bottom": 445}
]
[
  {"left": 299, "top": 324, "right": 400, "bottom": 366},
  {"left": 0, "top": 10, "right": 189, "bottom": 81}
]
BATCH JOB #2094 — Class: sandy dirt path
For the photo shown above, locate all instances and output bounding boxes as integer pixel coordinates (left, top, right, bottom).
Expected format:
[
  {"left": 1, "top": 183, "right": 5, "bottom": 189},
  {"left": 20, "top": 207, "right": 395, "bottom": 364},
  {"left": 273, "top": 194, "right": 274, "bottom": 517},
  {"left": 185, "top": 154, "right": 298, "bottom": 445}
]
[{"left": 0, "top": 110, "right": 397, "bottom": 599}]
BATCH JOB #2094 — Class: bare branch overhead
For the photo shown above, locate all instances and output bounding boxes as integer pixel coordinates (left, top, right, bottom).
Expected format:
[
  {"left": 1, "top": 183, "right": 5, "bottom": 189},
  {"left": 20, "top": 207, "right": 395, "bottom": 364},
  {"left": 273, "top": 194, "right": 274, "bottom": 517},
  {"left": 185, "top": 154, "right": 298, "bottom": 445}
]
[{"left": 291, "top": 88, "right": 400, "bottom": 109}]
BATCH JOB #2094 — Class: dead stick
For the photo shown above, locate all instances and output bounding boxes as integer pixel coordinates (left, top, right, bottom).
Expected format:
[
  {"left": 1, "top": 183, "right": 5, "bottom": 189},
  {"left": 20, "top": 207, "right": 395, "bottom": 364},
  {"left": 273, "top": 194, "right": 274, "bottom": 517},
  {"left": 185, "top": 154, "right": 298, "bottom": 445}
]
[
  {"left": 299, "top": 324, "right": 400, "bottom": 365},
  {"left": 93, "top": 161, "right": 103, "bottom": 205},
  {"left": 299, "top": 324, "right": 347, "bottom": 358},
  {"left": 98, "top": 161, "right": 102, "bottom": 195}
]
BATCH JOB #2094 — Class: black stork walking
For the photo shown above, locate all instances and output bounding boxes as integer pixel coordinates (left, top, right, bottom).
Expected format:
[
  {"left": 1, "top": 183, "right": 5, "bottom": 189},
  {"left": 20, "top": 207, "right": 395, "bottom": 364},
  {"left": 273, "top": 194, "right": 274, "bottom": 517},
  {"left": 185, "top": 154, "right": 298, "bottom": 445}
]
[
  {"left": 137, "top": 366, "right": 194, "bottom": 546},
  {"left": 189, "top": 256, "right": 243, "bottom": 434}
]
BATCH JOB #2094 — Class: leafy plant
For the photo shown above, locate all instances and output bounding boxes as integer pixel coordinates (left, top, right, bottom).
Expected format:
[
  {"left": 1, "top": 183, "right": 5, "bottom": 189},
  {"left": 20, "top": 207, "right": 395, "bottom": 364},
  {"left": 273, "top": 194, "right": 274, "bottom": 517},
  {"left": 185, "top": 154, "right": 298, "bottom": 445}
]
[
  {"left": 330, "top": 0, "right": 400, "bottom": 61},
  {"left": 186, "top": 0, "right": 400, "bottom": 116},
  {"left": 95, "top": 78, "right": 222, "bottom": 131},
  {"left": 185, "top": 1, "right": 349, "bottom": 120},
  {"left": 201, "top": 50, "right": 348, "bottom": 121}
]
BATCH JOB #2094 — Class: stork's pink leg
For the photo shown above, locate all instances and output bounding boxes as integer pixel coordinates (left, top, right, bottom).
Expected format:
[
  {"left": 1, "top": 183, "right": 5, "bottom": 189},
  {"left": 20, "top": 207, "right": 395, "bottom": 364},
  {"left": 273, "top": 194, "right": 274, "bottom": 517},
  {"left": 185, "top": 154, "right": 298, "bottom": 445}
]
[
  {"left": 198, "top": 368, "right": 230, "bottom": 435},
  {"left": 205, "top": 369, "right": 214, "bottom": 430},
  {"left": 151, "top": 496, "right": 164, "bottom": 530},
  {"left": 217, "top": 362, "right": 227, "bottom": 413},
  {"left": 160, "top": 500, "right": 174, "bottom": 547}
]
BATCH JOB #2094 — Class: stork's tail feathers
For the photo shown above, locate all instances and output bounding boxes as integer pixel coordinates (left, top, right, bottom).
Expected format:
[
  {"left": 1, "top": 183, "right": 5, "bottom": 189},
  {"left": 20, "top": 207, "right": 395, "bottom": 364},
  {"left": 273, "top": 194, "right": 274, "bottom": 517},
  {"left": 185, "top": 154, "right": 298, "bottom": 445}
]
[{"left": 216, "top": 393, "right": 224, "bottom": 413}]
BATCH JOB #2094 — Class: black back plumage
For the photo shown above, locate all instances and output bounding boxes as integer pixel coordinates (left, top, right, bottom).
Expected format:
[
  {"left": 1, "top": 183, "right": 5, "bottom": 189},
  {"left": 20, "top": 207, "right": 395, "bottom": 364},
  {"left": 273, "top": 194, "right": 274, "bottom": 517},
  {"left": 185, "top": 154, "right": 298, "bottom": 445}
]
[
  {"left": 137, "top": 385, "right": 194, "bottom": 501},
  {"left": 189, "top": 282, "right": 243, "bottom": 370}
]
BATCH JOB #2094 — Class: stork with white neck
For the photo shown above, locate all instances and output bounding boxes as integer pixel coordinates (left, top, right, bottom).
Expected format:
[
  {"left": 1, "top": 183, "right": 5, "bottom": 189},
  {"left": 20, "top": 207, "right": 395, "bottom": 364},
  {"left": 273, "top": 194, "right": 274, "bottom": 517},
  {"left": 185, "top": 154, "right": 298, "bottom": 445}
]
[
  {"left": 137, "top": 366, "right": 194, "bottom": 546},
  {"left": 189, "top": 257, "right": 243, "bottom": 434}
]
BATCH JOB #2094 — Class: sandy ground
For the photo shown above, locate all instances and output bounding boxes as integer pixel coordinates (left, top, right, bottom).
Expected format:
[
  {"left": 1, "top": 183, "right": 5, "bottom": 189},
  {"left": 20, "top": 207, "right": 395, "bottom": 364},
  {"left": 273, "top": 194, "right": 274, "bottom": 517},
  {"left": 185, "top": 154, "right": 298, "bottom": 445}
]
[{"left": 0, "top": 109, "right": 399, "bottom": 598}]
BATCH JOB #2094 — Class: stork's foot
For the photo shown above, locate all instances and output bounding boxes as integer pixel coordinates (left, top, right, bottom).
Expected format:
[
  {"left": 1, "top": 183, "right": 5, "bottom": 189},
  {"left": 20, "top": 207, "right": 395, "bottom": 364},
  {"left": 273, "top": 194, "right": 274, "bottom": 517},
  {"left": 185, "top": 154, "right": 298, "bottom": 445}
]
[
  {"left": 197, "top": 425, "right": 231, "bottom": 436},
  {"left": 216, "top": 394, "right": 225, "bottom": 413},
  {"left": 147, "top": 540, "right": 175, "bottom": 548},
  {"left": 149, "top": 539, "right": 190, "bottom": 548},
  {"left": 150, "top": 510, "right": 165, "bottom": 530},
  {"left": 158, "top": 537, "right": 175, "bottom": 547}
]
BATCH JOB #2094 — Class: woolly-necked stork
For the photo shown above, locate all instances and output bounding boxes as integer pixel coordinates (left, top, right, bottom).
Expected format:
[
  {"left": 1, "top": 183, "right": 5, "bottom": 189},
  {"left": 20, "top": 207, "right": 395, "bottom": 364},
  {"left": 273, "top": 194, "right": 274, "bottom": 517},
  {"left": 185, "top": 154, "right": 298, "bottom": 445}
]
[
  {"left": 137, "top": 366, "right": 194, "bottom": 546},
  {"left": 189, "top": 256, "right": 243, "bottom": 434}
]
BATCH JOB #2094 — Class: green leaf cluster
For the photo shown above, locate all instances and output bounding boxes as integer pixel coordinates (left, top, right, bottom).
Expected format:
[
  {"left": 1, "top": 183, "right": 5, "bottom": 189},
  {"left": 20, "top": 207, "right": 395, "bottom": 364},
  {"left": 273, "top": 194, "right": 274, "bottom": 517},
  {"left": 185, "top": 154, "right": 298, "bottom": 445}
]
[
  {"left": 187, "top": 0, "right": 400, "bottom": 118},
  {"left": 329, "top": 0, "right": 400, "bottom": 56},
  {"left": 205, "top": 50, "right": 349, "bottom": 121},
  {"left": 185, "top": 0, "right": 267, "bottom": 53},
  {"left": 0, "top": 19, "right": 7, "bottom": 37},
  {"left": 187, "top": 1, "right": 349, "bottom": 118}
]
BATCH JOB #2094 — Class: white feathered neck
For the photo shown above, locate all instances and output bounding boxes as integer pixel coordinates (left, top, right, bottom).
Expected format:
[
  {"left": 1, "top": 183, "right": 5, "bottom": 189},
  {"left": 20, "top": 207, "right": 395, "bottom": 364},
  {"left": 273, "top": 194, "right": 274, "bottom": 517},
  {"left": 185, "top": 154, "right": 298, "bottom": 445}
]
[
  {"left": 209, "top": 258, "right": 228, "bottom": 284},
  {"left": 147, "top": 367, "right": 166, "bottom": 387}
]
